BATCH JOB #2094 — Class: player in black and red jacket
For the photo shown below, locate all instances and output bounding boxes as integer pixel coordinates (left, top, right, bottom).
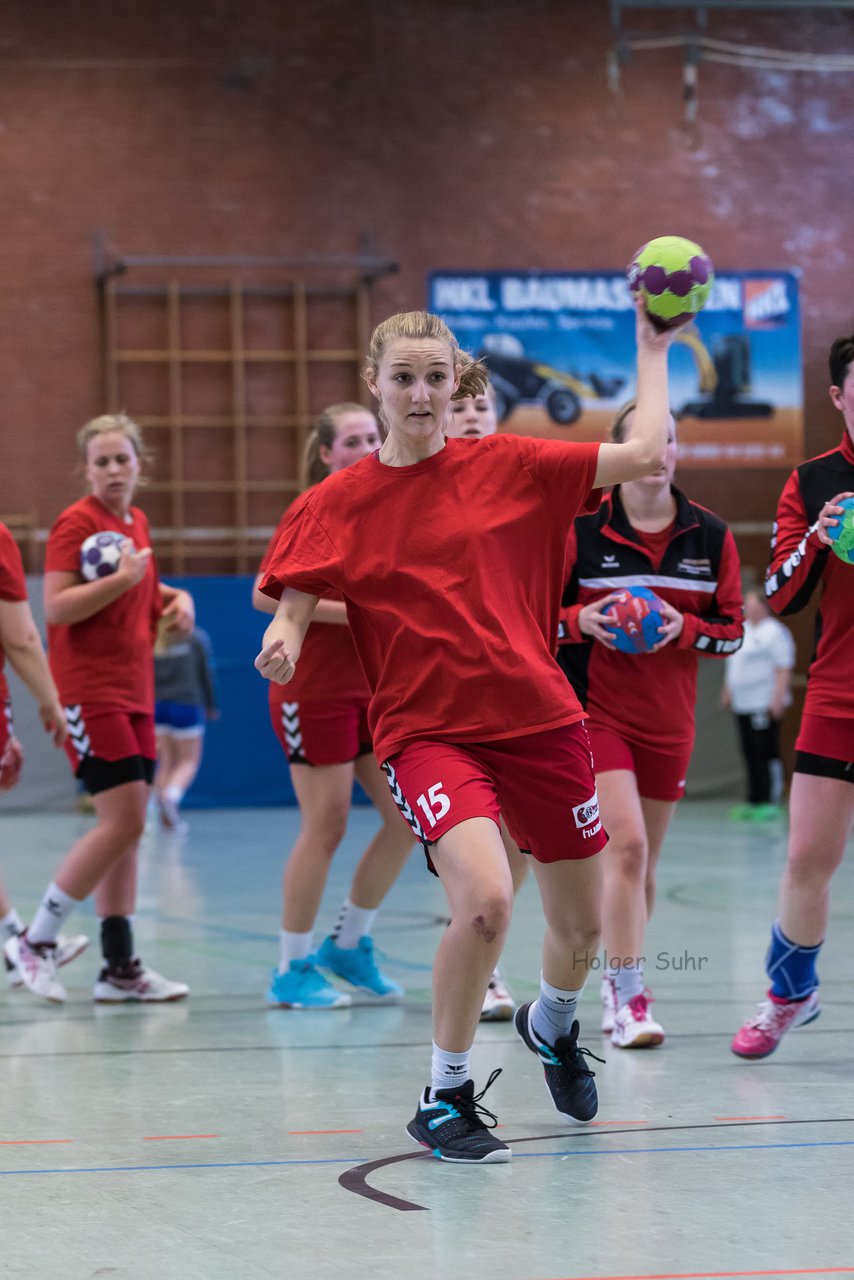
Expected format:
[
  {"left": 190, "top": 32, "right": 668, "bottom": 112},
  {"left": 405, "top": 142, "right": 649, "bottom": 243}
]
[
  {"left": 732, "top": 335, "right": 854, "bottom": 1060},
  {"left": 558, "top": 402, "right": 743, "bottom": 1050}
]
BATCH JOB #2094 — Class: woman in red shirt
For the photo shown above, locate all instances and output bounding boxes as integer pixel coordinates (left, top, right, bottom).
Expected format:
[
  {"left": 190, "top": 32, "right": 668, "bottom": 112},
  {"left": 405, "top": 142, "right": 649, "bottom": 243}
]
[
  {"left": 0, "top": 521, "right": 90, "bottom": 980},
  {"left": 256, "top": 305, "right": 682, "bottom": 1164},
  {"left": 6, "top": 414, "right": 194, "bottom": 1005},
  {"left": 731, "top": 332, "right": 854, "bottom": 1059},
  {"left": 558, "top": 403, "right": 743, "bottom": 1049},
  {"left": 253, "top": 403, "right": 414, "bottom": 1010}
]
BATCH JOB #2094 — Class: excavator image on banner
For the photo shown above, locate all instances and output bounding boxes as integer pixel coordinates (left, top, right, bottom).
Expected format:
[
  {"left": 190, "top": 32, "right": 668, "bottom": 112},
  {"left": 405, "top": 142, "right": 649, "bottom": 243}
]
[
  {"left": 480, "top": 326, "right": 772, "bottom": 426},
  {"left": 675, "top": 326, "right": 774, "bottom": 419}
]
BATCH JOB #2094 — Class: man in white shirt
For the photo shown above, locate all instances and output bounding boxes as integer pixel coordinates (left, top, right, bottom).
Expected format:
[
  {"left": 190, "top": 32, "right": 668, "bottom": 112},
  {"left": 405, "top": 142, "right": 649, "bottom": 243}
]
[{"left": 723, "top": 589, "right": 796, "bottom": 819}]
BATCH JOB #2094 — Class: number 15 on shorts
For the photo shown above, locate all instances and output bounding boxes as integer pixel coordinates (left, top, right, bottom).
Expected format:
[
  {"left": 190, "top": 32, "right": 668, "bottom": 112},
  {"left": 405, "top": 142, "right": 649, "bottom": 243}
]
[{"left": 416, "top": 782, "right": 450, "bottom": 828}]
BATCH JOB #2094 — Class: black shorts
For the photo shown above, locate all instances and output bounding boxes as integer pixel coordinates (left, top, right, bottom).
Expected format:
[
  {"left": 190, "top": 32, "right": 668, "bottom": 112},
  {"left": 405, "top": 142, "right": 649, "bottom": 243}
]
[
  {"left": 77, "top": 754, "right": 157, "bottom": 796},
  {"left": 793, "top": 750, "right": 854, "bottom": 785}
]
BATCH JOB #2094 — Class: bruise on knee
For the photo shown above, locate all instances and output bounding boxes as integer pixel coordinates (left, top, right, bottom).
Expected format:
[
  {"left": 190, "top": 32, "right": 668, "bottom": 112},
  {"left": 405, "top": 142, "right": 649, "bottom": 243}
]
[{"left": 471, "top": 914, "right": 497, "bottom": 944}]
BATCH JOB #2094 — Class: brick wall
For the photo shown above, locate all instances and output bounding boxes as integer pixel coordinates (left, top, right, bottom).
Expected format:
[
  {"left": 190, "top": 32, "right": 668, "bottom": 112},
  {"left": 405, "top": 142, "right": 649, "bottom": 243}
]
[{"left": 1, "top": 0, "right": 852, "bottom": 583}]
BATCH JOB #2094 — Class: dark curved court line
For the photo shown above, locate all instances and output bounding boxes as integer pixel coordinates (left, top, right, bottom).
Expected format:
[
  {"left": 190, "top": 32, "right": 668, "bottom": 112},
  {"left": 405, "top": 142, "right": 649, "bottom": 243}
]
[{"left": 339, "top": 1117, "right": 854, "bottom": 1212}]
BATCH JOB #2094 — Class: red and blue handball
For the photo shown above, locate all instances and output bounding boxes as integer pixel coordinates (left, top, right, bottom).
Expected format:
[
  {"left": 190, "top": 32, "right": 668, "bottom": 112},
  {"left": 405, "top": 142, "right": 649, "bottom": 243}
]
[{"left": 603, "top": 586, "right": 666, "bottom": 654}]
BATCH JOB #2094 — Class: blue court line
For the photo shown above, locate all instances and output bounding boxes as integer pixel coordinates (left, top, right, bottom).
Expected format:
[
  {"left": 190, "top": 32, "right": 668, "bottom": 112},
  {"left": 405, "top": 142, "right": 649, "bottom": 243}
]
[{"left": 2, "top": 1137, "right": 853, "bottom": 1178}]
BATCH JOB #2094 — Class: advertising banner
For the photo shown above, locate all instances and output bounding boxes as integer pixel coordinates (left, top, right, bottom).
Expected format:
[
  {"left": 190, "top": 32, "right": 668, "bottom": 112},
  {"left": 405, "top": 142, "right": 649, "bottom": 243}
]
[{"left": 428, "top": 271, "right": 802, "bottom": 468}]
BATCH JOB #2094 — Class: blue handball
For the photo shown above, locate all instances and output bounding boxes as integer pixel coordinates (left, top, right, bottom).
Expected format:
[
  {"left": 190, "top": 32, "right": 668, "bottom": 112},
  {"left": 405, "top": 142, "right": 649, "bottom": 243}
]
[{"left": 825, "top": 495, "right": 854, "bottom": 566}]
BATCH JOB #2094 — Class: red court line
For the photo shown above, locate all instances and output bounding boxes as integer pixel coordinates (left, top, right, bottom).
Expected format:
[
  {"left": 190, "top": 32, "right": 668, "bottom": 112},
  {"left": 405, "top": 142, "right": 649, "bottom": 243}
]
[
  {"left": 287, "top": 1129, "right": 363, "bottom": 1136},
  {"left": 713, "top": 1116, "right": 788, "bottom": 1122},
  {"left": 143, "top": 1134, "right": 219, "bottom": 1141},
  {"left": 0, "top": 1139, "right": 73, "bottom": 1146},
  {"left": 542, "top": 1268, "right": 854, "bottom": 1280}
]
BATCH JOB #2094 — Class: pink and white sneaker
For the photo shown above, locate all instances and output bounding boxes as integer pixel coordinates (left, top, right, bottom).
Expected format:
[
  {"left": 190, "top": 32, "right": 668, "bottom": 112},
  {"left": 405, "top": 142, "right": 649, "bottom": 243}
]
[
  {"left": 730, "top": 989, "right": 821, "bottom": 1059},
  {"left": 6, "top": 933, "right": 89, "bottom": 989},
  {"left": 611, "top": 990, "right": 665, "bottom": 1049},
  {"left": 480, "top": 970, "right": 516, "bottom": 1022},
  {"left": 94, "top": 959, "right": 189, "bottom": 1004},
  {"left": 600, "top": 975, "right": 617, "bottom": 1034},
  {"left": 3, "top": 933, "right": 66, "bottom": 1003}
]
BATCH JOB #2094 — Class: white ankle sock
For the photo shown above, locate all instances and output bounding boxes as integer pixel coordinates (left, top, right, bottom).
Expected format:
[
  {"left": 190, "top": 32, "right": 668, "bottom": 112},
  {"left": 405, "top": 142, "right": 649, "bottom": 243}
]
[
  {"left": 28, "top": 883, "right": 79, "bottom": 946},
  {"left": 1, "top": 909, "right": 23, "bottom": 940},
  {"left": 530, "top": 973, "right": 584, "bottom": 1045},
  {"left": 278, "top": 929, "right": 313, "bottom": 973},
  {"left": 613, "top": 963, "right": 645, "bottom": 1009},
  {"left": 430, "top": 1042, "right": 471, "bottom": 1096},
  {"left": 333, "top": 899, "right": 377, "bottom": 951}
]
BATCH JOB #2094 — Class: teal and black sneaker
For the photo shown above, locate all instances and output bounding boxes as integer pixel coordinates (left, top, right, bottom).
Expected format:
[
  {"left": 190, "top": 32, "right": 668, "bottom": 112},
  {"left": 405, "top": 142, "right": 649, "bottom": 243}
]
[
  {"left": 313, "top": 935, "right": 404, "bottom": 999},
  {"left": 514, "top": 1002, "right": 602, "bottom": 1123},
  {"left": 407, "top": 1069, "right": 510, "bottom": 1164},
  {"left": 265, "top": 959, "right": 351, "bottom": 1009}
]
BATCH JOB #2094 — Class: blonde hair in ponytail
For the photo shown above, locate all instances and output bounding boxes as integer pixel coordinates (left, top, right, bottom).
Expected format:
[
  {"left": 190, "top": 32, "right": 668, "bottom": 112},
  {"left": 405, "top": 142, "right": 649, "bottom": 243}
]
[
  {"left": 301, "top": 402, "right": 373, "bottom": 490},
  {"left": 362, "top": 311, "right": 488, "bottom": 430}
]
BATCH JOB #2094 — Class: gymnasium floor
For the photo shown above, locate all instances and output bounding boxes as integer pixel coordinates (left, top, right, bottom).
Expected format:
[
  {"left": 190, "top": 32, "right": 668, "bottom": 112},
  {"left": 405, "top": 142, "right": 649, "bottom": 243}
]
[{"left": 1, "top": 800, "right": 852, "bottom": 1280}]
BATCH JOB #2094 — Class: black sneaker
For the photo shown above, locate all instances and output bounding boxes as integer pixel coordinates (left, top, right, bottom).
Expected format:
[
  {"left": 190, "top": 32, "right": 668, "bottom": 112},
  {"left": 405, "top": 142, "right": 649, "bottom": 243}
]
[
  {"left": 406, "top": 1068, "right": 511, "bottom": 1163},
  {"left": 514, "top": 1002, "right": 603, "bottom": 1123}
]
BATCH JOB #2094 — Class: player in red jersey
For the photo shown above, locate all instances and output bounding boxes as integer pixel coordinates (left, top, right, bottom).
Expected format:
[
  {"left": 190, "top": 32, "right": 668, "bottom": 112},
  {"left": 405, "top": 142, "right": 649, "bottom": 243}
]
[
  {"left": 445, "top": 384, "right": 529, "bottom": 1023},
  {"left": 253, "top": 404, "right": 414, "bottom": 1009},
  {"left": 5, "top": 414, "right": 195, "bottom": 1004},
  {"left": 558, "top": 403, "right": 743, "bottom": 1049},
  {"left": 0, "top": 521, "right": 91, "bottom": 985},
  {"left": 731, "top": 334, "right": 854, "bottom": 1059},
  {"left": 255, "top": 305, "right": 682, "bottom": 1164}
]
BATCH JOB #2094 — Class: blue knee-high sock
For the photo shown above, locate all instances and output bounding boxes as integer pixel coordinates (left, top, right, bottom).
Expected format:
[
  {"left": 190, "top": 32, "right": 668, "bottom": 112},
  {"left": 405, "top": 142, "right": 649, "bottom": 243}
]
[{"left": 765, "top": 920, "right": 821, "bottom": 1000}]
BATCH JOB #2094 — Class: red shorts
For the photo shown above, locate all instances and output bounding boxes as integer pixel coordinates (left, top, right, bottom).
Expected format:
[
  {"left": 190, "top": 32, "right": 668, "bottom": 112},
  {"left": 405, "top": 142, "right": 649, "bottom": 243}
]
[
  {"left": 63, "top": 704, "right": 157, "bottom": 772},
  {"left": 270, "top": 695, "right": 372, "bottom": 767},
  {"left": 588, "top": 723, "right": 691, "bottom": 803},
  {"left": 382, "top": 721, "right": 607, "bottom": 869},
  {"left": 796, "top": 712, "right": 854, "bottom": 764},
  {"left": 0, "top": 700, "right": 12, "bottom": 755}
]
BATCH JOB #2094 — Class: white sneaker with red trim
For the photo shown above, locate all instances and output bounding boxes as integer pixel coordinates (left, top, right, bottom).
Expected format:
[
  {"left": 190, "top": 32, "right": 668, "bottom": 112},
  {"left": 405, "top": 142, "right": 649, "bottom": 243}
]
[
  {"left": 6, "top": 932, "right": 89, "bottom": 989},
  {"left": 611, "top": 990, "right": 665, "bottom": 1049},
  {"left": 3, "top": 933, "right": 66, "bottom": 1003},
  {"left": 480, "top": 970, "right": 516, "bottom": 1022},
  {"left": 94, "top": 959, "right": 189, "bottom": 1003}
]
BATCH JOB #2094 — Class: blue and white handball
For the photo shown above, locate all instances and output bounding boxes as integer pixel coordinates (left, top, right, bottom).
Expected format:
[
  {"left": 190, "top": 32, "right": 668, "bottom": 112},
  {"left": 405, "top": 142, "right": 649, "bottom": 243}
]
[{"left": 79, "top": 531, "right": 129, "bottom": 581}]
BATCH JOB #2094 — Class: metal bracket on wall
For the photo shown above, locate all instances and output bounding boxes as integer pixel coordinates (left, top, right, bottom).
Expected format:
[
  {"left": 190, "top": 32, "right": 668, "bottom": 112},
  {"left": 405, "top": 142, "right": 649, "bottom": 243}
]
[{"left": 609, "top": 1, "right": 854, "bottom": 144}]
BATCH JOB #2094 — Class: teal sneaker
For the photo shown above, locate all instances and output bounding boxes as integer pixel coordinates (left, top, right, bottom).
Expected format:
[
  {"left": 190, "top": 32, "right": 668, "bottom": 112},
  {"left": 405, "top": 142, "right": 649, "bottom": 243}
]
[
  {"left": 265, "top": 959, "right": 351, "bottom": 1009},
  {"left": 313, "top": 935, "right": 404, "bottom": 999}
]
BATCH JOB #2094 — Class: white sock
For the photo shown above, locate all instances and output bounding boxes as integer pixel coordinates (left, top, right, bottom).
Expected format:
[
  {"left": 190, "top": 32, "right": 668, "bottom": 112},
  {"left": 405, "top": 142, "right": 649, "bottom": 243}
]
[
  {"left": 163, "top": 784, "right": 184, "bottom": 806},
  {"left": 430, "top": 1042, "right": 471, "bottom": 1097},
  {"left": 614, "top": 963, "right": 645, "bottom": 1009},
  {"left": 530, "top": 972, "right": 584, "bottom": 1045},
  {"left": 28, "top": 883, "right": 79, "bottom": 946},
  {"left": 1, "top": 908, "right": 23, "bottom": 940},
  {"left": 333, "top": 899, "right": 377, "bottom": 951},
  {"left": 279, "top": 929, "right": 313, "bottom": 973}
]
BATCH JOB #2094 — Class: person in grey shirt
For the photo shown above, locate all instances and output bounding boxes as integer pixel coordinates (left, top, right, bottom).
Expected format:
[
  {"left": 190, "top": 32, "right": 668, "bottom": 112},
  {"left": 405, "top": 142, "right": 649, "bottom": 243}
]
[{"left": 154, "top": 624, "right": 218, "bottom": 829}]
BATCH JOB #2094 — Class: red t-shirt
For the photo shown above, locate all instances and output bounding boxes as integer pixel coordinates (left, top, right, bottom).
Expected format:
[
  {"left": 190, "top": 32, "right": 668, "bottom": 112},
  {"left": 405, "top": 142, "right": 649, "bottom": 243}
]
[
  {"left": 0, "top": 523, "right": 28, "bottom": 703},
  {"left": 45, "top": 496, "right": 161, "bottom": 713},
  {"left": 259, "top": 503, "right": 368, "bottom": 705},
  {"left": 260, "top": 434, "right": 601, "bottom": 762},
  {"left": 635, "top": 520, "right": 676, "bottom": 571}
]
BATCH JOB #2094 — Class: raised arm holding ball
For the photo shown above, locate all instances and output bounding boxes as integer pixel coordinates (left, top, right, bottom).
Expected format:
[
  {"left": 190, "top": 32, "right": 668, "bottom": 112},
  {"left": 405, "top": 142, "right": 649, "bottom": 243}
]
[{"left": 256, "top": 299, "right": 683, "bottom": 1164}]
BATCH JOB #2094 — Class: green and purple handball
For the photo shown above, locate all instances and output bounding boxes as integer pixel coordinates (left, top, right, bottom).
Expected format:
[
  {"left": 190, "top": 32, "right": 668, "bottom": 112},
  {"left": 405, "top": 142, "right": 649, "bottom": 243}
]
[
  {"left": 627, "top": 235, "right": 714, "bottom": 329},
  {"left": 826, "top": 496, "right": 854, "bottom": 566}
]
